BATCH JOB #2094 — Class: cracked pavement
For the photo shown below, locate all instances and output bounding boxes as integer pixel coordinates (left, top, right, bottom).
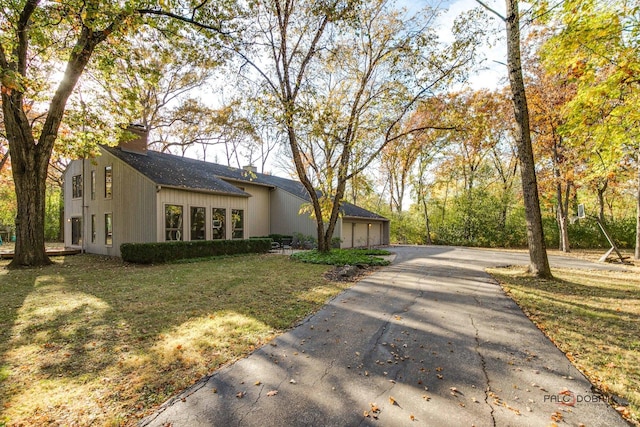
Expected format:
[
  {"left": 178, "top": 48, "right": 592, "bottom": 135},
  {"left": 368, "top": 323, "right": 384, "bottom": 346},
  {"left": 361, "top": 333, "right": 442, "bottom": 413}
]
[{"left": 140, "top": 245, "right": 629, "bottom": 427}]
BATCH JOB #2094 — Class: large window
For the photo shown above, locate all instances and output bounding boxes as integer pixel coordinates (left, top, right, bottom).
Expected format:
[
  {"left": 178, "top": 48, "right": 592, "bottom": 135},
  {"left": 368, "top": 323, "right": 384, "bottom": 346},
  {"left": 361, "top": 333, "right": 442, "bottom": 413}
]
[
  {"left": 232, "top": 209, "right": 244, "bottom": 239},
  {"left": 190, "top": 207, "right": 206, "bottom": 240},
  {"left": 91, "top": 214, "right": 96, "bottom": 243},
  {"left": 105, "top": 213, "right": 112, "bottom": 246},
  {"left": 104, "top": 165, "right": 112, "bottom": 199},
  {"left": 72, "top": 175, "right": 83, "bottom": 198},
  {"left": 165, "top": 205, "right": 183, "bottom": 241},
  {"left": 212, "top": 208, "right": 226, "bottom": 240}
]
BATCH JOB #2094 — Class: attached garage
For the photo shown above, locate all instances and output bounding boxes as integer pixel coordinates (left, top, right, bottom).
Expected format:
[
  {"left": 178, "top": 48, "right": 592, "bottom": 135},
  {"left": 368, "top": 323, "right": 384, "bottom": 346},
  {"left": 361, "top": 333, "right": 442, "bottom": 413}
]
[{"left": 340, "top": 215, "right": 389, "bottom": 249}]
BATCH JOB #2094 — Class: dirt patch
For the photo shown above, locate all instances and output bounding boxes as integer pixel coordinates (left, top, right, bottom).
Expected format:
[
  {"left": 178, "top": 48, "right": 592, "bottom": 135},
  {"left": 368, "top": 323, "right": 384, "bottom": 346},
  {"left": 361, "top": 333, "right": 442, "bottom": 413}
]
[{"left": 324, "top": 264, "right": 381, "bottom": 282}]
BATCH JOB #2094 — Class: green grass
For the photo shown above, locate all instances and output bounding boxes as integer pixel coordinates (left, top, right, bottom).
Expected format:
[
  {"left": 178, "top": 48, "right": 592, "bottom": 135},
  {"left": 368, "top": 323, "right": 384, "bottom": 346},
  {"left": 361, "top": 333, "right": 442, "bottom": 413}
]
[
  {"left": 488, "top": 266, "right": 640, "bottom": 426},
  {"left": 0, "top": 253, "right": 348, "bottom": 426},
  {"left": 291, "top": 248, "right": 392, "bottom": 266}
]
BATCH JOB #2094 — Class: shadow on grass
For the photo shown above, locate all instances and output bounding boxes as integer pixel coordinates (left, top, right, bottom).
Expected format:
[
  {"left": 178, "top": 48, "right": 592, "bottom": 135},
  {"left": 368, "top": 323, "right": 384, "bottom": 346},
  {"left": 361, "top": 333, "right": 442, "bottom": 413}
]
[{"left": 0, "top": 253, "right": 341, "bottom": 425}]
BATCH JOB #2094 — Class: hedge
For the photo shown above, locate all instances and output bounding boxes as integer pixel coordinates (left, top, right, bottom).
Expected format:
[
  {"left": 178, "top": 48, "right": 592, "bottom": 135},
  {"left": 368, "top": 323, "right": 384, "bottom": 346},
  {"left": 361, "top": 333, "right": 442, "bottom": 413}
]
[{"left": 120, "top": 238, "right": 272, "bottom": 264}]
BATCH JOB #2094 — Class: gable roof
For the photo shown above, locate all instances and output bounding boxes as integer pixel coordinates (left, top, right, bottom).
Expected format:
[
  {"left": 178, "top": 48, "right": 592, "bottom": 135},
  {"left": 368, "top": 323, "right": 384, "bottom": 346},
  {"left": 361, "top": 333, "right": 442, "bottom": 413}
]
[
  {"left": 103, "top": 146, "right": 388, "bottom": 221},
  {"left": 102, "top": 146, "right": 250, "bottom": 197}
]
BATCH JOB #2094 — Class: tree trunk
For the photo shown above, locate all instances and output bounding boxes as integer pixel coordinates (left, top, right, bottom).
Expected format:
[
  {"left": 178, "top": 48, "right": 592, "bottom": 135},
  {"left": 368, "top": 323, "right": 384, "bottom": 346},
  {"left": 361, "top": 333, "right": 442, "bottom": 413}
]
[
  {"left": 504, "top": 0, "right": 552, "bottom": 278},
  {"left": 634, "top": 147, "right": 640, "bottom": 259},
  {"left": 7, "top": 136, "right": 53, "bottom": 266},
  {"left": 556, "top": 181, "right": 570, "bottom": 252},
  {"left": 422, "top": 197, "right": 433, "bottom": 245}
]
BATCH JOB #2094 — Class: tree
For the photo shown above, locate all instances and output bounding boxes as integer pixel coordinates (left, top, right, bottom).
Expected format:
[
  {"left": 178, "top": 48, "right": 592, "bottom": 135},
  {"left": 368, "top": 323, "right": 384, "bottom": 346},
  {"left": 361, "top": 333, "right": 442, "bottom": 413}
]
[
  {"left": 525, "top": 46, "right": 578, "bottom": 252},
  {"left": 477, "top": 0, "right": 552, "bottom": 278},
  {"left": 235, "top": 0, "right": 482, "bottom": 251},
  {"left": 539, "top": 0, "right": 640, "bottom": 258},
  {"left": 0, "top": 0, "right": 233, "bottom": 266}
]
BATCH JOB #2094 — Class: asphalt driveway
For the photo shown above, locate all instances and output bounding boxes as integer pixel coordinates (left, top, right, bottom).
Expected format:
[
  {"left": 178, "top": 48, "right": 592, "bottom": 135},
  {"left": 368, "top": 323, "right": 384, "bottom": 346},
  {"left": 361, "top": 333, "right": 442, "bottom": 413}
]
[{"left": 141, "top": 245, "right": 629, "bottom": 426}]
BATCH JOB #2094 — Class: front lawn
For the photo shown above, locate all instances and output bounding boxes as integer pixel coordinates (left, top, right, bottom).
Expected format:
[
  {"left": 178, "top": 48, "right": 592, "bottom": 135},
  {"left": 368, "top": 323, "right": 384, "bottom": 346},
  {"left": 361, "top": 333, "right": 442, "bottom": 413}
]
[
  {"left": 489, "top": 266, "right": 640, "bottom": 426},
  {"left": 0, "top": 254, "right": 347, "bottom": 426}
]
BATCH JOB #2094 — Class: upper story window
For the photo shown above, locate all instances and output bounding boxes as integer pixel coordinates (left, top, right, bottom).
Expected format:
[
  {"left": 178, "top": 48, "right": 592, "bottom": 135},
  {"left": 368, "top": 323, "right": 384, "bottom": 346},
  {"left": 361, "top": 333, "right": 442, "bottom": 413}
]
[
  {"left": 105, "top": 165, "right": 112, "bottom": 199},
  {"left": 91, "top": 170, "right": 96, "bottom": 200},
  {"left": 72, "top": 175, "right": 83, "bottom": 198}
]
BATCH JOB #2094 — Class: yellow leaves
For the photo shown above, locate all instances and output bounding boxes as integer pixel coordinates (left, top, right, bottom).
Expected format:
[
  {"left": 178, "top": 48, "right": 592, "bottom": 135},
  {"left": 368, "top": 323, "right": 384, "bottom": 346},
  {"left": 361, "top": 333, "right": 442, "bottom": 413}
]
[
  {"left": 364, "top": 402, "right": 380, "bottom": 419},
  {"left": 389, "top": 396, "right": 397, "bottom": 406}
]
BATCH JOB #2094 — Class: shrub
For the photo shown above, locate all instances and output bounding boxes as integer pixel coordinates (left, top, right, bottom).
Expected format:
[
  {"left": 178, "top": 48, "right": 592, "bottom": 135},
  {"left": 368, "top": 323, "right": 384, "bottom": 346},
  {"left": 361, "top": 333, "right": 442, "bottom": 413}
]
[
  {"left": 120, "top": 238, "right": 272, "bottom": 264},
  {"left": 291, "top": 248, "right": 391, "bottom": 266}
]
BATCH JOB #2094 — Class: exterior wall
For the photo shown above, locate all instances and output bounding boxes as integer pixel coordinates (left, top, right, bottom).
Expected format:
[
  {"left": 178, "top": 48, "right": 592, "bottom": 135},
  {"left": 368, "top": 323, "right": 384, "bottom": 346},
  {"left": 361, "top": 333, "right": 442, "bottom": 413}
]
[
  {"left": 269, "top": 188, "right": 317, "bottom": 237},
  {"left": 232, "top": 182, "right": 271, "bottom": 237},
  {"left": 156, "top": 188, "right": 248, "bottom": 242},
  {"left": 64, "top": 150, "right": 157, "bottom": 257}
]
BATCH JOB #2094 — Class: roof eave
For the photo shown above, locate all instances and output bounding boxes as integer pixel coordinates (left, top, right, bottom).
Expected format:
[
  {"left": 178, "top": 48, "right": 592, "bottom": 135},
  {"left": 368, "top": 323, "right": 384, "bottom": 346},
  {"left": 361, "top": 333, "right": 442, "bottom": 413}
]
[{"left": 156, "top": 184, "right": 251, "bottom": 197}]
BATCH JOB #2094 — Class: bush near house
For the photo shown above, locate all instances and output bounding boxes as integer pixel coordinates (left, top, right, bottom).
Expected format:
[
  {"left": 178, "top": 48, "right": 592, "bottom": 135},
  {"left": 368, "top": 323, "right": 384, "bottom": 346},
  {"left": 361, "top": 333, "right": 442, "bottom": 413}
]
[{"left": 121, "top": 238, "right": 272, "bottom": 264}]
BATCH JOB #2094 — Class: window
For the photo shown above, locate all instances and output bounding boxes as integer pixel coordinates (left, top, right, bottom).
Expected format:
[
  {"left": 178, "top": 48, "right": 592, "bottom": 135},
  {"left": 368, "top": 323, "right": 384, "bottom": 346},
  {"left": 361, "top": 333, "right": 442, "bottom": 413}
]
[
  {"left": 72, "top": 175, "right": 83, "bottom": 198},
  {"left": 165, "top": 205, "right": 183, "bottom": 241},
  {"left": 105, "top": 213, "right": 112, "bottom": 245},
  {"left": 91, "top": 214, "right": 96, "bottom": 243},
  {"left": 190, "top": 207, "right": 206, "bottom": 240},
  {"left": 232, "top": 209, "right": 244, "bottom": 239},
  {"left": 212, "top": 208, "right": 226, "bottom": 240},
  {"left": 91, "top": 170, "right": 96, "bottom": 200},
  {"left": 104, "top": 165, "right": 112, "bottom": 199},
  {"left": 71, "top": 217, "right": 82, "bottom": 245}
]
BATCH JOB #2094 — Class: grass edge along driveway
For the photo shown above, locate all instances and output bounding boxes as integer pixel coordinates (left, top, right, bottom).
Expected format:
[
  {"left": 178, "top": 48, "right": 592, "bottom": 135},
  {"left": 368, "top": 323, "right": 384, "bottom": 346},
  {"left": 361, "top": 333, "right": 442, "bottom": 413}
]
[
  {"left": 488, "top": 266, "right": 640, "bottom": 427},
  {"left": 0, "top": 253, "right": 359, "bottom": 426}
]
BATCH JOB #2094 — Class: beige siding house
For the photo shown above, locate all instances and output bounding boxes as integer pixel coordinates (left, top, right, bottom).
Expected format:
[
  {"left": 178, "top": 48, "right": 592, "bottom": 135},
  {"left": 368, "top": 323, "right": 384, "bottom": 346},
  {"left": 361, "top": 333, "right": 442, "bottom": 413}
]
[{"left": 63, "top": 128, "right": 389, "bottom": 256}]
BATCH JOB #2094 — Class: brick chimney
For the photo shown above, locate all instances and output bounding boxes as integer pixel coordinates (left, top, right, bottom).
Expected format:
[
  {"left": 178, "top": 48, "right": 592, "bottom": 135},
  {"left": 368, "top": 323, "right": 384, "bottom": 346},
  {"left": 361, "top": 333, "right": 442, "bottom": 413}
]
[{"left": 119, "top": 124, "right": 148, "bottom": 155}]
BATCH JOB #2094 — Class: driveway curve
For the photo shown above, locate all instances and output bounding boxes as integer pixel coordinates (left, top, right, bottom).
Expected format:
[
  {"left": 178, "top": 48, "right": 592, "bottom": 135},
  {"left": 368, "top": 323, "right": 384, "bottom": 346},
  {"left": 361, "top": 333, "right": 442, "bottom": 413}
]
[{"left": 141, "top": 245, "right": 629, "bottom": 427}]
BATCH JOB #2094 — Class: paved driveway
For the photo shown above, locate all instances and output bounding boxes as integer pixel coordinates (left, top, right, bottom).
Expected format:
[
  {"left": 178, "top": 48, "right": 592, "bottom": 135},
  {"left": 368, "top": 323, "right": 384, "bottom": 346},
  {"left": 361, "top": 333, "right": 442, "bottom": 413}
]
[{"left": 141, "top": 246, "right": 628, "bottom": 426}]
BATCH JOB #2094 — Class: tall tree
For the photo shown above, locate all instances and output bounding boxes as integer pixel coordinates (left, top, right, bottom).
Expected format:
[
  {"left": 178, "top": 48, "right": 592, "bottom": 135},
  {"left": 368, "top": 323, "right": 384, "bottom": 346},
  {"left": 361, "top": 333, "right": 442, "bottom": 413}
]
[
  {"left": 477, "top": 0, "right": 552, "bottom": 278},
  {"left": 0, "top": 0, "right": 233, "bottom": 266},
  {"left": 236, "top": 0, "right": 482, "bottom": 251}
]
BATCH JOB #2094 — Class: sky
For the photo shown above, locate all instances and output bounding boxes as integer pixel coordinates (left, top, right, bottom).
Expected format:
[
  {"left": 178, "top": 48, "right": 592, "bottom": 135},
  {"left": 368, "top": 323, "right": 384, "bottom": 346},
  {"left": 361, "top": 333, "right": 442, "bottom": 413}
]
[{"left": 416, "top": 0, "right": 509, "bottom": 90}]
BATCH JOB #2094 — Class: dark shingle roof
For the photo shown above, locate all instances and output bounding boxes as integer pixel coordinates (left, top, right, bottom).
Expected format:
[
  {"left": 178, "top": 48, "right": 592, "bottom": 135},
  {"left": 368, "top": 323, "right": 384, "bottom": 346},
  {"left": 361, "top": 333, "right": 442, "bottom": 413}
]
[
  {"left": 216, "top": 167, "right": 388, "bottom": 221},
  {"left": 104, "top": 146, "right": 388, "bottom": 220},
  {"left": 102, "top": 146, "right": 250, "bottom": 197}
]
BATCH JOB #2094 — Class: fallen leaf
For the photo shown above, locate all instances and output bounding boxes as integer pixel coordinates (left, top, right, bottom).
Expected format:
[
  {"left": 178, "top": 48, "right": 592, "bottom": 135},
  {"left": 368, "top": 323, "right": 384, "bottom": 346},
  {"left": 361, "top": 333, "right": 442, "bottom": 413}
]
[
  {"left": 422, "top": 395, "right": 431, "bottom": 401},
  {"left": 289, "top": 379, "right": 297, "bottom": 384},
  {"left": 255, "top": 381, "right": 261, "bottom": 386},
  {"left": 236, "top": 391, "right": 245, "bottom": 398},
  {"left": 410, "top": 414, "right": 415, "bottom": 421},
  {"left": 266, "top": 390, "right": 278, "bottom": 397},
  {"left": 389, "top": 396, "right": 398, "bottom": 406}
]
